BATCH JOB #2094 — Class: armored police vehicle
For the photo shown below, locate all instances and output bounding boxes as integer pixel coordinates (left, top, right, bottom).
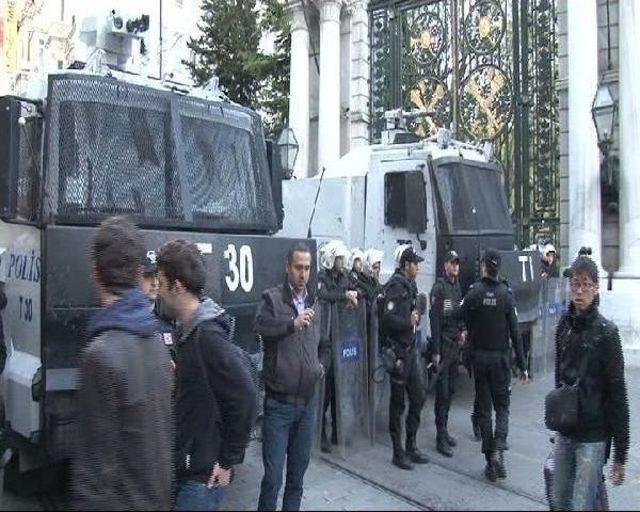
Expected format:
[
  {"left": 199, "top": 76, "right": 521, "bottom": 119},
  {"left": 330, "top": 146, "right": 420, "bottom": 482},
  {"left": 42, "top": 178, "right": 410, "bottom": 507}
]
[
  {"left": 279, "top": 110, "right": 541, "bottom": 327},
  {"left": 0, "top": 45, "right": 302, "bottom": 492}
]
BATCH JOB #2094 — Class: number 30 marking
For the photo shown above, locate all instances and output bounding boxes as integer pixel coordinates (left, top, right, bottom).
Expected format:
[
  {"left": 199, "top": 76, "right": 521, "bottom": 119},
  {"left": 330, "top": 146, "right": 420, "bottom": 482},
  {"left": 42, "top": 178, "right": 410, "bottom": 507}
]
[{"left": 224, "top": 244, "right": 254, "bottom": 292}]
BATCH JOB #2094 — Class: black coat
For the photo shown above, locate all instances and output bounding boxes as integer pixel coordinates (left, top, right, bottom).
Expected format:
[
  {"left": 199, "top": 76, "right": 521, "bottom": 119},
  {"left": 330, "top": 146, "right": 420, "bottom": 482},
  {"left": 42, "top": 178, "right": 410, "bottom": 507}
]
[
  {"left": 555, "top": 302, "right": 630, "bottom": 464},
  {"left": 382, "top": 269, "right": 418, "bottom": 349},
  {"left": 429, "top": 276, "right": 465, "bottom": 357},
  {"left": 175, "top": 298, "right": 257, "bottom": 481},
  {"left": 317, "top": 268, "right": 353, "bottom": 303},
  {"left": 454, "top": 276, "right": 525, "bottom": 371}
]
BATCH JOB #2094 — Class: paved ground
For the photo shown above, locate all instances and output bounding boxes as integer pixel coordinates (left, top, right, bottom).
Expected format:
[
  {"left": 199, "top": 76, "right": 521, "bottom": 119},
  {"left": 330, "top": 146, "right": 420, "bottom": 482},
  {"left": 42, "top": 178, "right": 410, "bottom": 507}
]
[
  {"left": 1, "top": 367, "right": 637, "bottom": 510},
  {"left": 321, "top": 367, "right": 640, "bottom": 511},
  {"left": 0, "top": 439, "right": 419, "bottom": 511}
]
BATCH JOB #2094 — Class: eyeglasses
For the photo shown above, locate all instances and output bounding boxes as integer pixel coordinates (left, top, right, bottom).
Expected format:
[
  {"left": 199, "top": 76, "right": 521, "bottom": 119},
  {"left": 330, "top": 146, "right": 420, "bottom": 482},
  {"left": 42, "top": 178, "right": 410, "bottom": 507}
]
[{"left": 569, "top": 280, "right": 596, "bottom": 292}]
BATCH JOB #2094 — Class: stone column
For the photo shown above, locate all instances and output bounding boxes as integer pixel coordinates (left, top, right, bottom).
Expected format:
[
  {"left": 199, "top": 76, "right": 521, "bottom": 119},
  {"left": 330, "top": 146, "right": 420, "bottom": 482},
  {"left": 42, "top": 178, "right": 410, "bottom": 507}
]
[
  {"left": 287, "top": 1, "right": 311, "bottom": 178},
  {"left": 318, "top": 0, "right": 342, "bottom": 172},
  {"left": 567, "top": 0, "right": 602, "bottom": 267},
  {"left": 350, "top": 0, "right": 370, "bottom": 147},
  {"left": 618, "top": 1, "right": 640, "bottom": 275}
]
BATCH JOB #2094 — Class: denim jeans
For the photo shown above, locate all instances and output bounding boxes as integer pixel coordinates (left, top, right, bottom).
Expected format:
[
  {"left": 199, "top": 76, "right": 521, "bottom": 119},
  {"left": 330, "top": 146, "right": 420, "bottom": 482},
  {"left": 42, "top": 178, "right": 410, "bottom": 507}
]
[
  {"left": 552, "top": 434, "right": 606, "bottom": 511},
  {"left": 258, "top": 394, "right": 316, "bottom": 511},
  {"left": 174, "top": 480, "right": 226, "bottom": 511}
]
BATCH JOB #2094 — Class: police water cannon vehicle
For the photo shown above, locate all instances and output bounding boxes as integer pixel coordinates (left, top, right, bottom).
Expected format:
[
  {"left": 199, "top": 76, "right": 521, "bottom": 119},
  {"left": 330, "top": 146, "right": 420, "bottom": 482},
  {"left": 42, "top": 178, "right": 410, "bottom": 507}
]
[
  {"left": 0, "top": 15, "right": 300, "bottom": 488},
  {"left": 279, "top": 109, "right": 542, "bottom": 329}
]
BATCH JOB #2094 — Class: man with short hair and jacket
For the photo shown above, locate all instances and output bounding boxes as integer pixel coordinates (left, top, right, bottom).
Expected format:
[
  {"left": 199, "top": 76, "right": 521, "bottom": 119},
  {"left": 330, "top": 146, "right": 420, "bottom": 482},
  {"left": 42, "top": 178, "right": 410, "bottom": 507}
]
[
  {"left": 255, "top": 242, "right": 330, "bottom": 511},
  {"left": 157, "top": 240, "right": 257, "bottom": 511},
  {"left": 552, "top": 255, "right": 629, "bottom": 510},
  {"left": 73, "top": 217, "right": 173, "bottom": 511},
  {"left": 451, "top": 248, "right": 528, "bottom": 482},
  {"left": 382, "top": 244, "right": 430, "bottom": 470},
  {"left": 429, "top": 250, "right": 466, "bottom": 457}
]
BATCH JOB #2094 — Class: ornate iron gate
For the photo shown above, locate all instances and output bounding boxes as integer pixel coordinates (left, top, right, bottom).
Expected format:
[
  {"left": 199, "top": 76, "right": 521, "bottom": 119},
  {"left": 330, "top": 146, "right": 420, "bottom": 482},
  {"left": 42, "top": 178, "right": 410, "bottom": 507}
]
[{"left": 369, "top": 0, "right": 559, "bottom": 247}]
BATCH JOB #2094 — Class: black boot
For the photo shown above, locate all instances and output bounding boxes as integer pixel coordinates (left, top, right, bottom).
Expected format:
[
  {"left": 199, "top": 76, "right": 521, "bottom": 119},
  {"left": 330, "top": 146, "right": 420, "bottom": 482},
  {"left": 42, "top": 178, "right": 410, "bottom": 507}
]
[
  {"left": 321, "top": 430, "right": 332, "bottom": 454},
  {"left": 484, "top": 453, "right": 498, "bottom": 482},
  {"left": 445, "top": 431, "right": 457, "bottom": 447},
  {"left": 406, "top": 435, "right": 430, "bottom": 464},
  {"left": 436, "top": 434, "right": 453, "bottom": 457},
  {"left": 471, "top": 415, "right": 481, "bottom": 442},
  {"left": 495, "top": 451, "right": 507, "bottom": 479},
  {"left": 392, "top": 438, "right": 414, "bottom": 470}
]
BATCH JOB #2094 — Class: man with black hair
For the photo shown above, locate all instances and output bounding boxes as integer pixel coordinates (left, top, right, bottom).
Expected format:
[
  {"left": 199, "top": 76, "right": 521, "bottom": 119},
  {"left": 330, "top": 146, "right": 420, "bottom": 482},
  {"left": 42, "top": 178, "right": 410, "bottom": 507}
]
[
  {"left": 429, "top": 250, "right": 466, "bottom": 458},
  {"left": 382, "top": 244, "right": 430, "bottom": 470},
  {"left": 552, "top": 255, "right": 629, "bottom": 510},
  {"left": 452, "top": 248, "right": 528, "bottom": 482},
  {"left": 255, "top": 242, "right": 330, "bottom": 511},
  {"left": 73, "top": 217, "right": 173, "bottom": 510},
  {"left": 157, "top": 240, "right": 257, "bottom": 511}
]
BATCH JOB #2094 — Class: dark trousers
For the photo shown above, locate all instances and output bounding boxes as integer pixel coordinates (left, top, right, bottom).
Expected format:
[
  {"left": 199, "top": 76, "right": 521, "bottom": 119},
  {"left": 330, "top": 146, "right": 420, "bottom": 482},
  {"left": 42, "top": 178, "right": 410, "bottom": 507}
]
[
  {"left": 322, "top": 365, "right": 337, "bottom": 443},
  {"left": 472, "top": 350, "right": 511, "bottom": 455},
  {"left": 389, "top": 350, "right": 425, "bottom": 450},
  {"left": 434, "top": 345, "right": 458, "bottom": 435},
  {"left": 258, "top": 394, "right": 316, "bottom": 512}
]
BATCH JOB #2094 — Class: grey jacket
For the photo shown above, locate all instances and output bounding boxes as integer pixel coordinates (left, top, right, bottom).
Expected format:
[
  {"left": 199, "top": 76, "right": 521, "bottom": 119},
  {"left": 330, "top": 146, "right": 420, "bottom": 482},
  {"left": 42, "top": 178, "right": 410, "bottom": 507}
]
[
  {"left": 254, "top": 281, "right": 330, "bottom": 404},
  {"left": 73, "top": 288, "right": 173, "bottom": 511}
]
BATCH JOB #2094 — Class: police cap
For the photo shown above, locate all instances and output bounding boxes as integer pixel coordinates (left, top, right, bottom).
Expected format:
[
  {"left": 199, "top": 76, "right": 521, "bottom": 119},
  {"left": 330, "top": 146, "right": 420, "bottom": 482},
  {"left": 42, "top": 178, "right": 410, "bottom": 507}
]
[
  {"left": 444, "top": 250, "right": 460, "bottom": 264},
  {"left": 399, "top": 246, "right": 424, "bottom": 266},
  {"left": 481, "top": 248, "right": 502, "bottom": 270}
]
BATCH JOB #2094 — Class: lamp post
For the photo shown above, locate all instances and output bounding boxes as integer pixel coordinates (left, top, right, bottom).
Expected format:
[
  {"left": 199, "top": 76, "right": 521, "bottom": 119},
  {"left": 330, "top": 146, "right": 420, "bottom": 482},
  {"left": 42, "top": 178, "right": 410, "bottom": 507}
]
[
  {"left": 277, "top": 127, "right": 299, "bottom": 179},
  {"left": 591, "top": 83, "right": 617, "bottom": 190}
]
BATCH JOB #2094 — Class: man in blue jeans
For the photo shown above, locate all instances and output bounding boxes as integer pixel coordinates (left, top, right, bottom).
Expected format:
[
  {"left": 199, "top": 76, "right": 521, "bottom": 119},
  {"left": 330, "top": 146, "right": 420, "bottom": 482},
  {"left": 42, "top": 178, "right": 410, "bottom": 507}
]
[
  {"left": 553, "top": 255, "right": 629, "bottom": 510},
  {"left": 254, "top": 243, "right": 331, "bottom": 511},
  {"left": 157, "top": 240, "right": 257, "bottom": 511}
]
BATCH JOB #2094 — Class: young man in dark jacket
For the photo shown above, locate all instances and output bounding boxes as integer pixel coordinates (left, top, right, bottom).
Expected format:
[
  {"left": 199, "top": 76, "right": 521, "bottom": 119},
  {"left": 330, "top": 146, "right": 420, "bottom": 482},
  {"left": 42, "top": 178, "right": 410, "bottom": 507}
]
[
  {"left": 156, "top": 240, "right": 257, "bottom": 511},
  {"left": 255, "top": 242, "right": 331, "bottom": 511},
  {"left": 552, "top": 255, "right": 629, "bottom": 510},
  {"left": 73, "top": 217, "right": 173, "bottom": 511}
]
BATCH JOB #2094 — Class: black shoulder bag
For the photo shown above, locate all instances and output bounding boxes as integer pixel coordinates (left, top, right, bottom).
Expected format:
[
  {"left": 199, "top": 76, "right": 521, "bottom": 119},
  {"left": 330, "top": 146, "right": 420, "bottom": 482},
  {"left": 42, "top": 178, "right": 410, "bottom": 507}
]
[{"left": 544, "top": 346, "right": 590, "bottom": 433}]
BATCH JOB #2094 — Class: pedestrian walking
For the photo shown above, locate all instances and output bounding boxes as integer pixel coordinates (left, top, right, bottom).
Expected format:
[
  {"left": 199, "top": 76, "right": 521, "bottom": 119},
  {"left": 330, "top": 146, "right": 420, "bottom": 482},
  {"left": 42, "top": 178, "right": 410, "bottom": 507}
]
[
  {"left": 72, "top": 217, "right": 173, "bottom": 510},
  {"left": 382, "top": 244, "right": 429, "bottom": 470},
  {"left": 317, "top": 240, "right": 358, "bottom": 453},
  {"left": 548, "top": 255, "right": 629, "bottom": 510},
  {"left": 255, "top": 242, "right": 330, "bottom": 511},
  {"left": 451, "top": 248, "right": 528, "bottom": 482},
  {"left": 429, "top": 250, "right": 466, "bottom": 458},
  {"left": 156, "top": 240, "right": 257, "bottom": 512}
]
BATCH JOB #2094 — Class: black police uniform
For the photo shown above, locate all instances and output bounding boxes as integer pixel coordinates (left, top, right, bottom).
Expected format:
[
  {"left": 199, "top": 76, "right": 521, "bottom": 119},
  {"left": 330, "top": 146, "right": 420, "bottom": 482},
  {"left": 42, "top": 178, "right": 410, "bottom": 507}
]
[
  {"left": 429, "top": 274, "right": 465, "bottom": 454},
  {"left": 351, "top": 270, "right": 384, "bottom": 307},
  {"left": 317, "top": 267, "right": 354, "bottom": 450},
  {"left": 455, "top": 269, "right": 525, "bottom": 477},
  {"left": 382, "top": 267, "right": 428, "bottom": 468}
]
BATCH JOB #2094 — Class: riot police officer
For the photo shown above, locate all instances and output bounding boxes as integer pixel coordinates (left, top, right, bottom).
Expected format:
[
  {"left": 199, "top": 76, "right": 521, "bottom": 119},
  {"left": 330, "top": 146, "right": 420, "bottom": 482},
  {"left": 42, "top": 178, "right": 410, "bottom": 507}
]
[
  {"left": 382, "top": 244, "right": 429, "bottom": 470},
  {"left": 452, "top": 249, "right": 528, "bottom": 482},
  {"left": 429, "top": 250, "right": 466, "bottom": 457},
  {"left": 317, "top": 241, "right": 358, "bottom": 453}
]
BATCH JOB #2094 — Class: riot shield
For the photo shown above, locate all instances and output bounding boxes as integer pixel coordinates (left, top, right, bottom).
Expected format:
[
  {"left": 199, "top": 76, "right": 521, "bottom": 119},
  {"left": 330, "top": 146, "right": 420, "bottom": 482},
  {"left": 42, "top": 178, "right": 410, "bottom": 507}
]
[
  {"left": 331, "top": 301, "right": 370, "bottom": 458},
  {"left": 314, "top": 300, "right": 332, "bottom": 451},
  {"left": 531, "top": 277, "right": 568, "bottom": 374},
  {"left": 366, "top": 301, "right": 389, "bottom": 444}
]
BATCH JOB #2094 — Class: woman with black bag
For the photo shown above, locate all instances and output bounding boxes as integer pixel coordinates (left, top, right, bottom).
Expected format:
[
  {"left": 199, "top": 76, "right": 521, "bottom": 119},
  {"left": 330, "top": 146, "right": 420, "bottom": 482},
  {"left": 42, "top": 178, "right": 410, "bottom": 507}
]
[{"left": 547, "top": 255, "right": 629, "bottom": 510}]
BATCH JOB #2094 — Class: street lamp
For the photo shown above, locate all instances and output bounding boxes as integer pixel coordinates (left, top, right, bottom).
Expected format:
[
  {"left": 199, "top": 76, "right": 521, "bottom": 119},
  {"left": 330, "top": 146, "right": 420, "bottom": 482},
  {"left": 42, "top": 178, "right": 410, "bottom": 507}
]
[
  {"left": 591, "top": 83, "right": 617, "bottom": 149},
  {"left": 591, "top": 83, "right": 618, "bottom": 201},
  {"left": 277, "top": 127, "right": 299, "bottom": 179}
]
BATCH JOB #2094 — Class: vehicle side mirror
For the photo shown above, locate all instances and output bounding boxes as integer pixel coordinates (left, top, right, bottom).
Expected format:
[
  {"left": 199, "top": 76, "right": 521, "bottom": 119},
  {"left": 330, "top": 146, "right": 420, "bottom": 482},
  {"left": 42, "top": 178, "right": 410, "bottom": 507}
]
[{"left": 405, "top": 171, "right": 427, "bottom": 234}]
